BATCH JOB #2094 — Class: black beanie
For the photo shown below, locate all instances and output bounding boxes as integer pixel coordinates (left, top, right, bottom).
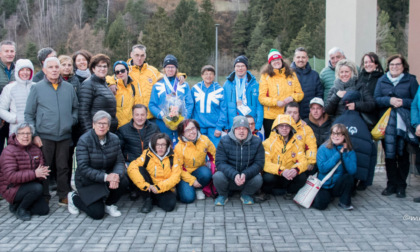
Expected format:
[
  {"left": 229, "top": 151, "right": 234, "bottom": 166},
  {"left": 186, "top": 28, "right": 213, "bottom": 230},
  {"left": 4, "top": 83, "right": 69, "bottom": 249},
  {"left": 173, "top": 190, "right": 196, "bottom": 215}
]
[
  {"left": 163, "top": 54, "right": 178, "bottom": 68},
  {"left": 234, "top": 55, "right": 249, "bottom": 69}
]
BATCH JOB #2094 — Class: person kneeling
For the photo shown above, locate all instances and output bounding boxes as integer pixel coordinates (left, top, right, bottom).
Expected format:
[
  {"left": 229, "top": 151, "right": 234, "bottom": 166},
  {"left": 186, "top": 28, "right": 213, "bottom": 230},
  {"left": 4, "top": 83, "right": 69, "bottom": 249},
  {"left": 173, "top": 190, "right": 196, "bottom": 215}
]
[
  {"left": 312, "top": 124, "right": 357, "bottom": 210},
  {"left": 128, "top": 133, "right": 181, "bottom": 213},
  {"left": 213, "top": 116, "right": 265, "bottom": 206},
  {"left": 68, "top": 111, "right": 129, "bottom": 219},
  {"left": 262, "top": 114, "right": 308, "bottom": 199},
  {"left": 175, "top": 119, "right": 216, "bottom": 203}
]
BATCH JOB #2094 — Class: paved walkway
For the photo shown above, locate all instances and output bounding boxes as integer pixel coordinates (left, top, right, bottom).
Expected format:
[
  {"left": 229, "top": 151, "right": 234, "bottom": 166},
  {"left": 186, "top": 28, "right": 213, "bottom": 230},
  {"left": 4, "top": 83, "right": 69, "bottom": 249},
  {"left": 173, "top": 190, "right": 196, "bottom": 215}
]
[{"left": 0, "top": 170, "right": 419, "bottom": 252}]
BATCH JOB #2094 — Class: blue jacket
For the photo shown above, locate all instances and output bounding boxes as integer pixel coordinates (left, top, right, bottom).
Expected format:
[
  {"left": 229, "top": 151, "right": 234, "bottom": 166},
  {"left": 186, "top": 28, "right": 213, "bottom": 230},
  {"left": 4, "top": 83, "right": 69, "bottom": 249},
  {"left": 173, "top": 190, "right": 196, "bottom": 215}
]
[
  {"left": 223, "top": 71, "right": 263, "bottom": 130},
  {"left": 317, "top": 144, "right": 357, "bottom": 189},
  {"left": 291, "top": 62, "right": 323, "bottom": 119},
  {"left": 149, "top": 77, "right": 194, "bottom": 120},
  {"left": 333, "top": 110, "right": 376, "bottom": 185},
  {"left": 411, "top": 87, "right": 420, "bottom": 129},
  {"left": 191, "top": 81, "right": 227, "bottom": 131}
]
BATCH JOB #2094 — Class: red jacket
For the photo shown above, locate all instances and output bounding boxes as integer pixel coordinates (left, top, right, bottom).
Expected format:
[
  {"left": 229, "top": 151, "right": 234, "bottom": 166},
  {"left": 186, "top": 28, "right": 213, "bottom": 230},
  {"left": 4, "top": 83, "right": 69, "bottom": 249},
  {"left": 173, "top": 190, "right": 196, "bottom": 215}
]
[{"left": 0, "top": 134, "right": 44, "bottom": 203}]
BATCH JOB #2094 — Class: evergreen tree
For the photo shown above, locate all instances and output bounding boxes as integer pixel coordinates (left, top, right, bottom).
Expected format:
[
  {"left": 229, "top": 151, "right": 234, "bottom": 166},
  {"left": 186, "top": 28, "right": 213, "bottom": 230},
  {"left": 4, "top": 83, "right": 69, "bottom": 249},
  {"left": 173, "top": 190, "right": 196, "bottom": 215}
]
[
  {"left": 310, "top": 19, "right": 325, "bottom": 58},
  {"left": 377, "top": 10, "right": 397, "bottom": 58},
  {"left": 83, "top": 0, "right": 99, "bottom": 23},
  {"left": 105, "top": 14, "right": 130, "bottom": 62},
  {"left": 287, "top": 24, "right": 311, "bottom": 59},
  {"left": 232, "top": 12, "right": 250, "bottom": 55},
  {"left": 25, "top": 42, "right": 38, "bottom": 68},
  {"left": 179, "top": 13, "right": 207, "bottom": 75},
  {"left": 173, "top": 0, "right": 198, "bottom": 36},
  {"left": 125, "top": 0, "right": 146, "bottom": 34},
  {"left": 246, "top": 17, "right": 266, "bottom": 66},
  {"left": 199, "top": 0, "right": 215, "bottom": 55},
  {"left": 252, "top": 38, "right": 273, "bottom": 70},
  {"left": 142, "top": 7, "right": 179, "bottom": 68}
]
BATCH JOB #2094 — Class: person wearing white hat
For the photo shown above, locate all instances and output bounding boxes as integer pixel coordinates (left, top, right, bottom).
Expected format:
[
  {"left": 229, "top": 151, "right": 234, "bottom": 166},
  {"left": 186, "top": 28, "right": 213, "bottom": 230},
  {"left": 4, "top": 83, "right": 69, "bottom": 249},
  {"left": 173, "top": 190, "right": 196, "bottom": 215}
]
[{"left": 304, "top": 97, "right": 332, "bottom": 147}]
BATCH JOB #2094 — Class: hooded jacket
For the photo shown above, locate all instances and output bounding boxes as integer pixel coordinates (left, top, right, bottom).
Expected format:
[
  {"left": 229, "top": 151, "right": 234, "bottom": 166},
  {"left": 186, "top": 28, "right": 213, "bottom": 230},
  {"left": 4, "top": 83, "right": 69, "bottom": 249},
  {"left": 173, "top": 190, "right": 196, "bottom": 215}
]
[
  {"left": 106, "top": 75, "right": 142, "bottom": 128},
  {"left": 75, "top": 129, "right": 125, "bottom": 189},
  {"left": 224, "top": 71, "right": 264, "bottom": 130},
  {"left": 295, "top": 119, "right": 317, "bottom": 165},
  {"left": 258, "top": 68, "right": 303, "bottom": 120},
  {"left": 116, "top": 119, "right": 160, "bottom": 162},
  {"left": 174, "top": 134, "right": 216, "bottom": 186},
  {"left": 128, "top": 143, "right": 181, "bottom": 193},
  {"left": 0, "top": 59, "right": 35, "bottom": 135},
  {"left": 191, "top": 81, "right": 227, "bottom": 131},
  {"left": 126, "top": 60, "right": 162, "bottom": 119},
  {"left": 0, "top": 134, "right": 44, "bottom": 203},
  {"left": 25, "top": 76, "right": 78, "bottom": 141},
  {"left": 320, "top": 61, "right": 335, "bottom": 101},
  {"left": 263, "top": 114, "right": 307, "bottom": 176},
  {"left": 78, "top": 74, "right": 118, "bottom": 133},
  {"left": 291, "top": 62, "right": 323, "bottom": 119},
  {"left": 215, "top": 116, "right": 265, "bottom": 181}
]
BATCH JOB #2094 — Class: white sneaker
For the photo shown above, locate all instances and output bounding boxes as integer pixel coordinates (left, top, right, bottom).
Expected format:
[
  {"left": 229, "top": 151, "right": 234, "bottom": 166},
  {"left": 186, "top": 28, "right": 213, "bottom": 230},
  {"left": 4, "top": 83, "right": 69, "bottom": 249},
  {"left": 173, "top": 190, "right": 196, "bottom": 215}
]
[
  {"left": 67, "top": 192, "right": 79, "bottom": 215},
  {"left": 105, "top": 204, "right": 121, "bottom": 217},
  {"left": 196, "top": 189, "right": 206, "bottom": 200}
]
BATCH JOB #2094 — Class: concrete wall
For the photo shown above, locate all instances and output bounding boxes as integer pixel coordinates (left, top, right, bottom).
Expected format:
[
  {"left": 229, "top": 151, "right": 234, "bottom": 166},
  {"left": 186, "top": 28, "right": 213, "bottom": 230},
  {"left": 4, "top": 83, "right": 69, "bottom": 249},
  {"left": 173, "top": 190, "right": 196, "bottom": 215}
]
[
  {"left": 408, "top": 0, "right": 420, "bottom": 77},
  {"left": 325, "top": 0, "right": 377, "bottom": 65}
]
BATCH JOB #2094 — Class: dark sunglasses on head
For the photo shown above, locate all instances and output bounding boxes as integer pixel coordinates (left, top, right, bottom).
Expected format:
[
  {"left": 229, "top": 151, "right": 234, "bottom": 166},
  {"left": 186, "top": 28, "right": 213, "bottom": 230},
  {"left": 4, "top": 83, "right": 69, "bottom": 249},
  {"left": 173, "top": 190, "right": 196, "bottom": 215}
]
[{"left": 115, "top": 69, "right": 126, "bottom": 75}]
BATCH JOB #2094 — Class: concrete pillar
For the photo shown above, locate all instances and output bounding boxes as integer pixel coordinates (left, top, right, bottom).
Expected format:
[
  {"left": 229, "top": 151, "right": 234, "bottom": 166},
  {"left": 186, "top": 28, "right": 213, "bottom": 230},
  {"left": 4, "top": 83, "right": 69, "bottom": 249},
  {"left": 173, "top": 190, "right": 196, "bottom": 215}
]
[
  {"left": 408, "top": 0, "right": 420, "bottom": 77},
  {"left": 325, "top": 0, "right": 377, "bottom": 65}
]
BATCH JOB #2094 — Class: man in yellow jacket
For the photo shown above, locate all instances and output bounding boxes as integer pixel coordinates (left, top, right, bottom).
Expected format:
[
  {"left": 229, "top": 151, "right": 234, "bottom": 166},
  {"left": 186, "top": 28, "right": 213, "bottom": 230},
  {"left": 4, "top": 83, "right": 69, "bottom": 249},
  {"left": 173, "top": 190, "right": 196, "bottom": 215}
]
[
  {"left": 262, "top": 114, "right": 308, "bottom": 199},
  {"left": 284, "top": 102, "right": 317, "bottom": 174}
]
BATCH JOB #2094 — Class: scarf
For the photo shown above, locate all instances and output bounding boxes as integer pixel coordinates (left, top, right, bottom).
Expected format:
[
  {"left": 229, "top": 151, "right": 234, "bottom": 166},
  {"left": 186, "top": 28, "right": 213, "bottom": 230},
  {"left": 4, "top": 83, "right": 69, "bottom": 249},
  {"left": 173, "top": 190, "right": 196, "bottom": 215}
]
[
  {"left": 75, "top": 68, "right": 91, "bottom": 79},
  {"left": 386, "top": 72, "right": 404, "bottom": 86},
  {"left": 334, "top": 76, "right": 357, "bottom": 91}
]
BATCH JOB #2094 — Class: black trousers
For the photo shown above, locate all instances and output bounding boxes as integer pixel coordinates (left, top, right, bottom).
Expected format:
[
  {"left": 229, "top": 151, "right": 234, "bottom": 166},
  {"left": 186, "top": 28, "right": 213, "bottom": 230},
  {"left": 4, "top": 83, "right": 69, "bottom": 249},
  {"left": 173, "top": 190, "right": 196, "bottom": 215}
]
[
  {"left": 312, "top": 174, "right": 354, "bottom": 210},
  {"left": 73, "top": 176, "right": 129, "bottom": 220},
  {"left": 13, "top": 182, "right": 49, "bottom": 215},
  {"left": 139, "top": 166, "right": 177, "bottom": 212},
  {"left": 0, "top": 122, "right": 9, "bottom": 155},
  {"left": 263, "top": 119, "right": 275, "bottom": 139},
  {"left": 384, "top": 142, "right": 410, "bottom": 190},
  {"left": 262, "top": 172, "right": 307, "bottom": 194},
  {"left": 41, "top": 138, "right": 71, "bottom": 199}
]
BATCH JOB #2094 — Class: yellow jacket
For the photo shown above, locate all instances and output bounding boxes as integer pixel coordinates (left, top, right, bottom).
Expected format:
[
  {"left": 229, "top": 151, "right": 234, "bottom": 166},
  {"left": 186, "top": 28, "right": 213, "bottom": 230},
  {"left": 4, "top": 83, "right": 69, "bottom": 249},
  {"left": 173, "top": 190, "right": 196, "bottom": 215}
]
[
  {"left": 127, "top": 149, "right": 181, "bottom": 193},
  {"left": 262, "top": 114, "right": 307, "bottom": 175},
  {"left": 174, "top": 134, "right": 216, "bottom": 186},
  {"left": 295, "top": 120, "right": 317, "bottom": 165},
  {"left": 106, "top": 75, "right": 142, "bottom": 128},
  {"left": 259, "top": 69, "right": 304, "bottom": 119}
]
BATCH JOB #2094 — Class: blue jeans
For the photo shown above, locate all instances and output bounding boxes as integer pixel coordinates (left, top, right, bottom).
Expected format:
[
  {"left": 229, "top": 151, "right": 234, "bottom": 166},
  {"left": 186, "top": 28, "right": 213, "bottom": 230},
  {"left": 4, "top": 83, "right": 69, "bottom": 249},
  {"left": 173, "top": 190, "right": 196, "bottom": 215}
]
[
  {"left": 177, "top": 166, "right": 212, "bottom": 203},
  {"left": 200, "top": 127, "right": 221, "bottom": 147}
]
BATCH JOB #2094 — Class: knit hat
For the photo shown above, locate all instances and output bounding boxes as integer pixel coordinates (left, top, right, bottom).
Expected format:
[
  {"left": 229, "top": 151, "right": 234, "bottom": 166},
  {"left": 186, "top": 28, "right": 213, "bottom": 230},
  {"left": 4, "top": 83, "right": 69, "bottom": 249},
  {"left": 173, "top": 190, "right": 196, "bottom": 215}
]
[
  {"left": 234, "top": 55, "right": 248, "bottom": 69},
  {"left": 163, "top": 54, "right": 178, "bottom": 68},
  {"left": 309, "top": 97, "right": 325, "bottom": 107},
  {"left": 113, "top": 60, "right": 129, "bottom": 72},
  {"left": 268, "top": 49, "right": 282, "bottom": 64},
  {"left": 231, "top": 115, "right": 250, "bottom": 131}
]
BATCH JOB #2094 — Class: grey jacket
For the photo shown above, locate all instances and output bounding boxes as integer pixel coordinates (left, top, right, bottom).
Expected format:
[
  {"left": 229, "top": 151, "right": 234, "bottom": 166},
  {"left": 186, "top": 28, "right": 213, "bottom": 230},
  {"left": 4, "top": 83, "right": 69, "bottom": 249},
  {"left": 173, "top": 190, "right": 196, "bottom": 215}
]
[
  {"left": 0, "top": 60, "right": 15, "bottom": 93},
  {"left": 24, "top": 77, "right": 78, "bottom": 141}
]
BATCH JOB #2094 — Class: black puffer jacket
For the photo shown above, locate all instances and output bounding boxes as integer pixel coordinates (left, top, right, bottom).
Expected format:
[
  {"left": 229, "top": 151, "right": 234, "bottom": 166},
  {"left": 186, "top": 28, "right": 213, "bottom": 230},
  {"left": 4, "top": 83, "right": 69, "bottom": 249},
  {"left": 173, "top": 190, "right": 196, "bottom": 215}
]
[
  {"left": 65, "top": 75, "right": 80, "bottom": 94},
  {"left": 304, "top": 114, "right": 332, "bottom": 147},
  {"left": 116, "top": 119, "right": 160, "bottom": 162},
  {"left": 215, "top": 132, "right": 265, "bottom": 181},
  {"left": 356, "top": 69, "right": 383, "bottom": 129},
  {"left": 75, "top": 129, "right": 125, "bottom": 189},
  {"left": 78, "top": 74, "right": 118, "bottom": 133}
]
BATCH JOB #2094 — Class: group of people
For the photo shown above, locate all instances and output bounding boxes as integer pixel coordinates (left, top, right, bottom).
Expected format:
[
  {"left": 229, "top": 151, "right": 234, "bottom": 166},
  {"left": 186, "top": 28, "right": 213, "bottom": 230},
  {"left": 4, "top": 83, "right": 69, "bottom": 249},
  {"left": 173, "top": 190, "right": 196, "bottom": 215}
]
[{"left": 0, "top": 38, "right": 418, "bottom": 221}]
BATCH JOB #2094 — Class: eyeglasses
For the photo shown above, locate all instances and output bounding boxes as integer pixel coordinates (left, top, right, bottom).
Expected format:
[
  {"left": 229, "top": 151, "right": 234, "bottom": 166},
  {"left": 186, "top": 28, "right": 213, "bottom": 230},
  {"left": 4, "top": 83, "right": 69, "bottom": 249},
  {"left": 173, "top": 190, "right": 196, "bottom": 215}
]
[
  {"left": 156, "top": 144, "right": 167, "bottom": 148},
  {"left": 96, "top": 65, "right": 108, "bottom": 69},
  {"left": 96, "top": 122, "right": 109, "bottom": 127},
  {"left": 331, "top": 132, "right": 344, "bottom": 137},
  {"left": 184, "top": 127, "right": 197, "bottom": 134},
  {"left": 17, "top": 132, "right": 32, "bottom": 136},
  {"left": 115, "top": 69, "right": 126, "bottom": 75},
  {"left": 389, "top": 63, "right": 402, "bottom": 67},
  {"left": 277, "top": 124, "right": 290, "bottom": 129}
]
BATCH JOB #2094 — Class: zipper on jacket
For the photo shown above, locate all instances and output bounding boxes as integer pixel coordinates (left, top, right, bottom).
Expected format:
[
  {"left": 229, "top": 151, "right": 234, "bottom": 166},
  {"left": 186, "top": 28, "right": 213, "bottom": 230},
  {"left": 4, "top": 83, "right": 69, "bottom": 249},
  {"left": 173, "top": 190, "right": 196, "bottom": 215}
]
[{"left": 121, "top": 95, "right": 124, "bottom": 107}]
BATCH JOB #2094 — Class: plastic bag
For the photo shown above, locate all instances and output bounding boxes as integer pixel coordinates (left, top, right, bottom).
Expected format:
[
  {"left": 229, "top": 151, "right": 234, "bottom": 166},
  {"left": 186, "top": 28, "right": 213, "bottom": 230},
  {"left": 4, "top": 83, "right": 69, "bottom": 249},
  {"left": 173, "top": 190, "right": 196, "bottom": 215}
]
[
  {"left": 371, "top": 107, "right": 391, "bottom": 141},
  {"left": 161, "top": 95, "right": 186, "bottom": 130}
]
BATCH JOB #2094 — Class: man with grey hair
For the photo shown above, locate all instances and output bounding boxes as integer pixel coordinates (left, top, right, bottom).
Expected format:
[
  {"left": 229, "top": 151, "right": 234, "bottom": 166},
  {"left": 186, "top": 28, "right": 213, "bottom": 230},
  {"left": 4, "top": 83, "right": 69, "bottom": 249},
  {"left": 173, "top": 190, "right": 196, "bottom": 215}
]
[
  {"left": 32, "top": 47, "right": 57, "bottom": 82},
  {"left": 291, "top": 47, "right": 323, "bottom": 119},
  {"left": 320, "top": 47, "right": 346, "bottom": 101},
  {"left": 25, "top": 57, "right": 78, "bottom": 205},
  {"left": 0, "top": 40, "right": 17, "bottom": 156}
]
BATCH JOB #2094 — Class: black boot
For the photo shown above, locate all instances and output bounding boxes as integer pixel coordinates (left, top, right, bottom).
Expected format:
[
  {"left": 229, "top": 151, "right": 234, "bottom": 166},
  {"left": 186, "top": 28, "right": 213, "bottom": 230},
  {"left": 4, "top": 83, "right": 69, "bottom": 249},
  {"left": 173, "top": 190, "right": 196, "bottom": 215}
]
[
  {"left": 140, "top": 198, "right": 153, "bottom": 213},
  {"left": 15, "top": 208, "right": 31, "bottom": 221}
]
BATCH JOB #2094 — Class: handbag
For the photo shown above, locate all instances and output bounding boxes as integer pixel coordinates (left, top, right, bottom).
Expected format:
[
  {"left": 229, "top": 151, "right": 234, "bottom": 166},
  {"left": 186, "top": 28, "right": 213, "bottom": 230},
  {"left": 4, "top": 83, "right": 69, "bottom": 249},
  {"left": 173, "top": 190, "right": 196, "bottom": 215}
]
[
  {"left": 371, "top": 107, "right": 391, "bottom": 141},
  {"left": 293, "top": 161, "right": 342, "bottom": 208},
  {"left": 202, "top": 152, "right": 218, "bottom": 198}
]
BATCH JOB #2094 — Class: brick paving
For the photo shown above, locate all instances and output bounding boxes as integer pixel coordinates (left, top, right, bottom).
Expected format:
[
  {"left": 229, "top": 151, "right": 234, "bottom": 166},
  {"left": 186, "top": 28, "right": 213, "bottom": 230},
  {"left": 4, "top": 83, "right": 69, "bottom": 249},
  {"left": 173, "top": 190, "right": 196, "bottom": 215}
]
[{"left": 0, "top": 170, "right": 419, "bottom": 252}]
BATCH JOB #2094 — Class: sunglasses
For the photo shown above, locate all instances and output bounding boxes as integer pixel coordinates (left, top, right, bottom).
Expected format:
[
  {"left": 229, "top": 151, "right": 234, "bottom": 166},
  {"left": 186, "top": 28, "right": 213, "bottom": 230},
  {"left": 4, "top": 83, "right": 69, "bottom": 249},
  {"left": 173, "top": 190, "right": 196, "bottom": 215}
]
[{"left": 115, "top": 69, "right": 126, "bottom": 75}]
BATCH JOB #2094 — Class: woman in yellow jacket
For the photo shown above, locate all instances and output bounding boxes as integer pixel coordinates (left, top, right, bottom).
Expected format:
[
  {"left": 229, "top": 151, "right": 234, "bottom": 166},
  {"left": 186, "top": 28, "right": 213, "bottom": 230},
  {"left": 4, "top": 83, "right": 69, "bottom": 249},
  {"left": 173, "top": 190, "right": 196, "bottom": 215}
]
[
  {"left": 262, "top": 114, "right": 308, "bottom": 198},
  {"left": 174, "top": 119, "right": 216, "bottom": 203},
  {"left": 259, "top": 49, "right": 304, "bottom": 139},
  {"left": 128, "top": 133, "right": 181, "bottom": 213},
  {"left": 106, "top": 61, "right": 142, "bottom": 128}
]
